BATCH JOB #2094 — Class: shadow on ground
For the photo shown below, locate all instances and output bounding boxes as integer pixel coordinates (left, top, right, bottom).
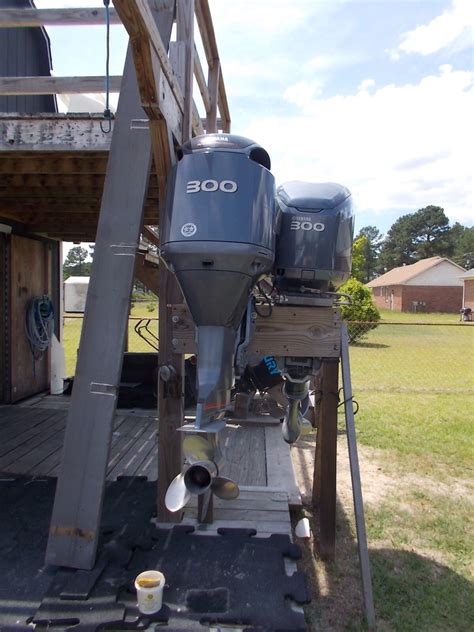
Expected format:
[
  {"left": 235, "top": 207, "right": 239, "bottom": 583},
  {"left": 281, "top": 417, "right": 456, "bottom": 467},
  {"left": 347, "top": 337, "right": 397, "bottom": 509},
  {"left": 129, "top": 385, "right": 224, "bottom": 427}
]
[{"left": 292, "top": 436, "right": 474, "bottom": 632}]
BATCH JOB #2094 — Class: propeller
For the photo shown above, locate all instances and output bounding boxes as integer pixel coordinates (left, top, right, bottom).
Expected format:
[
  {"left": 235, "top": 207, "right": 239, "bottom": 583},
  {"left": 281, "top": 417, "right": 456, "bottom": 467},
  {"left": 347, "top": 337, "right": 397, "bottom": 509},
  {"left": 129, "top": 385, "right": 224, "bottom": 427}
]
[
  {"left": 164, "top": 472, "right": 191, "bottom": 512},
  {"left": 212, "top": 476, "right": 239, "bottom": 499},
  {"left": 282, "top": 398, "right": 303, "bottom": 444},
  {"left": 164, "top": 434, "right": 240, "bottom": 512},
  {"left": 183, "top": 434, "right": 216, "bottom": 463}
]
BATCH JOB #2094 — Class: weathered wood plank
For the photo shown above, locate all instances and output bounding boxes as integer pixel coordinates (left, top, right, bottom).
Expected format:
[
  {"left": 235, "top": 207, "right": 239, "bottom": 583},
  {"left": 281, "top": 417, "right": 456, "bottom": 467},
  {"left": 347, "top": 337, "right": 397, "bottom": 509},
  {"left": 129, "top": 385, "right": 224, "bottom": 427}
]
[
  {"left": 0, "top": 414, "right": 64, "bottom": 469},
  {"left": 171, "top": 304, "right": 341, "bottom": 358},
  {"left": 264, "top": 425, "right": 302, "bottom": 508},
  {"left": 206, "top": 60, "right": 219, "bottom": 133},
  {"left": 0, "top": 7, "right": 122, "bottom": 27},
  {"left": 114, "top": 0, "right": 183, "bottom": 142},
  {"left": 0, "top": 76, "right": 122, "bottom": 96},
  {"left": 0, "top": 410, "right": 62, "bottom": 449},
  {"left": 194, "top": 0, "right": 230, "bottom": 131},
  {"left": 219, "top": 425, "right": 266, "bottom": 486},
  {"left": 193, "top": 44, "right": 210, "bottom": 113},
  {"left": 0, "top": 118, "right": 115, "bottom": 152},
  {"left": 176, "top": 0, "right": 195, "bottom": 141},
  {"left": 0, "top": 153, "right": 109, "bottom": 174},
  {"left": 312, "top": 359, "right": 339, "bottom": 560}
]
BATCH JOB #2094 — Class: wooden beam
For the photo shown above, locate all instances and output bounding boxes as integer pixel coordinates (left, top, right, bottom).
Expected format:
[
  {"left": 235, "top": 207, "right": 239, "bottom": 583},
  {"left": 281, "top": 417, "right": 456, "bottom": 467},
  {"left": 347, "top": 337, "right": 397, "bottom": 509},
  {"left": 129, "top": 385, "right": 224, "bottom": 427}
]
[
  {"left": 195, "top": 0, "right": 230, "bottom": 131},
  {"left": 206, "top": 60, "right": 219, "bottom": 133},
  {"left": 0, "top": 75, "right": 122, "bottom": 96},
  {"left": 0, "top": 118, "right": 115, "bottom": 152},
  {"left": 171, "top": 304, "right": 342, "bottom": 358},
  {"left": 114, "top": 0, "right": 183, "bottom": 143},
  {"left": 312, "top": 359, "right": 339, "bottom": 560},
  {"left": 114, "top": 0, "right": 184, "bottom": 113},
  {"left": 135, "top": 251, "right": 159, "bottom": 295},
  {"left": 0, "top": 7, "right": 122, "bottom": 27},
  {"left": 193, "top": 44, "right": 210, "bottom": 113},
  {"left": 0, "top": 154, "right": 109, "bottom": 174},
  {"left": 177, "top": 0, "right": 195, "bottom": 141},
  {"left": 142, "top": 225, "right": 160, "bottom": 248},
  {"left": 45, "top": 46, "right": 156, "bottom": 570}
]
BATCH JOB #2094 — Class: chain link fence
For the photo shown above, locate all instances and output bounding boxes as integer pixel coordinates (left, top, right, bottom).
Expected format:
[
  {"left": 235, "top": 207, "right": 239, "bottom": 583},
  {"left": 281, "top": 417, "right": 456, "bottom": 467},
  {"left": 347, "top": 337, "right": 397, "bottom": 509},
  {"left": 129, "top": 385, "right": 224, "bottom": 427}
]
[
  {"left": 62, "top": 315, "right": 473, "bottom": 394},
  {"left": 348, "top": 321, "right": 473, "bottom": 393}
]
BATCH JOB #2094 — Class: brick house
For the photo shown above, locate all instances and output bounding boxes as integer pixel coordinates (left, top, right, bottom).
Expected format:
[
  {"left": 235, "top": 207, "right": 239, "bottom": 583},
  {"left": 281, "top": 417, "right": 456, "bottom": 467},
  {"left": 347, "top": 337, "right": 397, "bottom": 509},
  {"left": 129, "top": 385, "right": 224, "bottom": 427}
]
[
  {"left": 367, "top": 257, "right": 464, "bottom": 313},
  {"left": 460, "top": 269, "right": 474, "bottom": 311}
]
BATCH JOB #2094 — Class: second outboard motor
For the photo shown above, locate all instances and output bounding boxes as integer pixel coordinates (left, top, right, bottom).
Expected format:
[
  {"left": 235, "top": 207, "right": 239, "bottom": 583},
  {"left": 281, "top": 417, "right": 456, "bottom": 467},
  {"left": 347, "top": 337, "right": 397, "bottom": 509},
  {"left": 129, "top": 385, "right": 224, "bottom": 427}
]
[
  {"left": 272, "top": 181, "right": 354, "bottom": 443},
  {"left": 160, "top": 134, "right": 277, "bottom": 426},
  {"left": 274, "top": 181, "right": 354, "bottom": 293}
]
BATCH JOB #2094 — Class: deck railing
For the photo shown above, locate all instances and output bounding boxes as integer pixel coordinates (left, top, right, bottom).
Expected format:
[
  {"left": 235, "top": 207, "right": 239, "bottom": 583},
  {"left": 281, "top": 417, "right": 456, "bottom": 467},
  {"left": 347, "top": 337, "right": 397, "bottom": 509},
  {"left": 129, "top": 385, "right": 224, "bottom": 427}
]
[{"left": 0, "top": 1, "right": 230, "bottom": 136}]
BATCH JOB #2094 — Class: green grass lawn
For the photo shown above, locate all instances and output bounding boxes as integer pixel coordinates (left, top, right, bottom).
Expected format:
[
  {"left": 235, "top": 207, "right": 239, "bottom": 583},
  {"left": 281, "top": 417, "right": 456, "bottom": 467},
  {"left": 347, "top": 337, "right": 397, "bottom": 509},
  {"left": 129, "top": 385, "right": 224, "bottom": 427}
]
[{"left": 63, "top": 301, "right": 159, "bottom": 375}]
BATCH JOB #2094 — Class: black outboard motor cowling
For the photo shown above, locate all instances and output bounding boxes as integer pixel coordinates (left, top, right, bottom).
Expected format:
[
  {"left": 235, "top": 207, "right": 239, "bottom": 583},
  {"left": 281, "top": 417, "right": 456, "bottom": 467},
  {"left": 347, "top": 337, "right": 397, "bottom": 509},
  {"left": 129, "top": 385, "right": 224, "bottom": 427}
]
[
  {"left": 161, "top": 134, "right": 277, "bottom": 426},
  {"left": 274, "top": 181, "right": 354, "bottom": 292}
]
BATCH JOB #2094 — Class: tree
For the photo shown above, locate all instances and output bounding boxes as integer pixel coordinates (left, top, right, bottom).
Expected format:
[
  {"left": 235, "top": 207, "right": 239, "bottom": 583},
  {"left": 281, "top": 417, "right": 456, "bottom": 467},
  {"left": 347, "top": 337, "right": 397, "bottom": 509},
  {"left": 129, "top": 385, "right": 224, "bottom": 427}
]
[
  {"left": 351, "top": 235, "right": 369, "bottom": 282},
  {"left": 356, "top": 225, "right": 383, "bottom": 282},
  {"left": 450, "top": 224, "right": 474, "bottom": 269},
  {"left": 378, "top": 206, "right": 453, "bottom": 272},
  {"left": 63, "top": 246, "right": 90, "bottom": 280},
  {"left": 339, "top": 277, "right": 380, "bottom": 343}
]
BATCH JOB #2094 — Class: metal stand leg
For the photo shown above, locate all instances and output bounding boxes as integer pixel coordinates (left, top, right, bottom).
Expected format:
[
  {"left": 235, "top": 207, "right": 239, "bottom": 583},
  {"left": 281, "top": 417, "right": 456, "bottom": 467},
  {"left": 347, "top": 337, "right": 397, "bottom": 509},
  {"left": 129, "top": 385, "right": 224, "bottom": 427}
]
[{"left": 340, "top": 323, "right": 376, "bottom": 630}]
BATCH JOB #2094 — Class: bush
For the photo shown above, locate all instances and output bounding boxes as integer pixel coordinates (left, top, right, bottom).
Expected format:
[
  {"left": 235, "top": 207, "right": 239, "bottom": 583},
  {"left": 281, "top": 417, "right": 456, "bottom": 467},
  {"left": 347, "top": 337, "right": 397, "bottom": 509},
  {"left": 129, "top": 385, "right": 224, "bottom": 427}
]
[{"left": 339, "top": 277, "right": 380, "bottom": 343}]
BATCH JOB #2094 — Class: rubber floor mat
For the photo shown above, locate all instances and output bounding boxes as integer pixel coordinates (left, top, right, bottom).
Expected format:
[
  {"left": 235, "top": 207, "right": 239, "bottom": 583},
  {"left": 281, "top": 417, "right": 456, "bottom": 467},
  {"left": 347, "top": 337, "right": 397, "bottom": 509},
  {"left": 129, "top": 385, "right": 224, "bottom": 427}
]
[{"left": 0, "top": 477, "right": 310, "bottom": 631}]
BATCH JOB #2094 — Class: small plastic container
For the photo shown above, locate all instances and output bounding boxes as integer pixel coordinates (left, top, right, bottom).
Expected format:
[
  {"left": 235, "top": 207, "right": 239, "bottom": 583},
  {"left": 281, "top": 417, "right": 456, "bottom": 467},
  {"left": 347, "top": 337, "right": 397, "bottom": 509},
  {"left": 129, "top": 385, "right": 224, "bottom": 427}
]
[{"left": 134, "top": 570, "right": 165, "bottom": 614}]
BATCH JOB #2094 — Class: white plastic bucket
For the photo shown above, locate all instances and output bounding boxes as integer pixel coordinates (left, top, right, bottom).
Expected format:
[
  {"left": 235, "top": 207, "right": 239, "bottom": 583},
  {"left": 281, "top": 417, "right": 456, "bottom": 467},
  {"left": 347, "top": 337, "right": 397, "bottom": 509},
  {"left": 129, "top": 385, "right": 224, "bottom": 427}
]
[{"left": 134, "top": 570, "right": 165, "bottom": 614}]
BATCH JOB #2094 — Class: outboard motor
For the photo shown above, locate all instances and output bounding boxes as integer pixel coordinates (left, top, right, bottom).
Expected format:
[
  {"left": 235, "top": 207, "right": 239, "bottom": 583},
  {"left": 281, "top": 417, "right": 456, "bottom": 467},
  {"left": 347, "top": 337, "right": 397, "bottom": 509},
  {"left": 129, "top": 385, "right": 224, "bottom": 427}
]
[
  {"left": 272, "top": 181, "right": 354, "bottom": 443},
  {"left": 160, "top": 134, "right": 277, "bottom": 427},
  {"left": 274, "top": 181, "right": 354, "bottom": 294}
]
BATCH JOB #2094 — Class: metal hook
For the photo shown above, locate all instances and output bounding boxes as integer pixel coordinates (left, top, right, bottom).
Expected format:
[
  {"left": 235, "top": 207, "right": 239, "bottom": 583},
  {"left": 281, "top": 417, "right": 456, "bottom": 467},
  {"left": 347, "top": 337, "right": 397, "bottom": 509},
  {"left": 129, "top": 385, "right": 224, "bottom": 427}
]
[{"left": 100, "top": 109, "right": 113, "bottom": 134}]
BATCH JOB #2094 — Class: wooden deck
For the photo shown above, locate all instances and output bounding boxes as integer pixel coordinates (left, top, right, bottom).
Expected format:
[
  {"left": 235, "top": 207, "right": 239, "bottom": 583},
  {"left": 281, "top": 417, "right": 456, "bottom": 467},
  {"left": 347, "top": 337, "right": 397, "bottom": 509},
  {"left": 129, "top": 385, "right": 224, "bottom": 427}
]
[{"left": 0, "top": 397, "right": 301, "bottom": 536}]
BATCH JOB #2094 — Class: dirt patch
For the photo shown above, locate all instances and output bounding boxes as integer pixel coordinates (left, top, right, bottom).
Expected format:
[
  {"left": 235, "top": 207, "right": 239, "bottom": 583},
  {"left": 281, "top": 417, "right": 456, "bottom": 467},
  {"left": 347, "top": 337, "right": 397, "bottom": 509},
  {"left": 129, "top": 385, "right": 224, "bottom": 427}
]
[{"left": 290, "top": 433, "right": 473, "bottom": 630}]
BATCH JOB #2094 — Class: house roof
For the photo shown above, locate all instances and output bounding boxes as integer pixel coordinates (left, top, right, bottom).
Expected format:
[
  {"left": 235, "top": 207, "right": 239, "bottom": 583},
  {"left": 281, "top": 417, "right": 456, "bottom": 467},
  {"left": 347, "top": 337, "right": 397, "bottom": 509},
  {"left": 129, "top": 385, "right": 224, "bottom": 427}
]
[
  {"left": 367, "top": 256, "right": 465, "bottom": 287},
  {"left": 459, "top": 268, "right": 474, "bottom": 280}
]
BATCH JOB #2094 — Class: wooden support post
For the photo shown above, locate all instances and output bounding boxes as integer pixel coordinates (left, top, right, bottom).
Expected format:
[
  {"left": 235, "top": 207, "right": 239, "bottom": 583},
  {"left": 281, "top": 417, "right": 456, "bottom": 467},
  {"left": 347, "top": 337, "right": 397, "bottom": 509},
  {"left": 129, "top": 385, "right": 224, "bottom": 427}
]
[
  {"left": 156, "top": 270, "right": 185, "bottom": 521},
  {"left": 45, "top": 49, "right": 153, "bottom": 570},
  {"left": 176, "top": 0, "right": 195, "bottom": 141},
  {"left": 45, "top": 3, "right": 176, "bottom": 570},
  {"left": 206, "top": 60, "right": 220, "bottom": 133},
  {"left": 155, "top": 1, "right": 192, "bottom": 522},
  {"left": 198, "top": 491, "right": 214, "bottom": 523},
  {"left": 312, "top": 358, "right": 339, "bottom": 560}
]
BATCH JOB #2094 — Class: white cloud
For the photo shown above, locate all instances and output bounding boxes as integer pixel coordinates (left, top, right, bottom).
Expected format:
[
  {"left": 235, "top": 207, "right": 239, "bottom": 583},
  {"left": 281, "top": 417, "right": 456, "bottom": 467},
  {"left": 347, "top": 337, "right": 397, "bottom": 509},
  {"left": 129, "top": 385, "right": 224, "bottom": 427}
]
[
  {"left": 243, "top": 66, "right": 474, "bottom": 224},
  {"left": 357, "top": 78, "right": 375, "bottom": 92},
  {"left": 208, "top": 0, "right": 310, "bottom": 37},
  {"left": 284, "top": 80, "right": 324, "bottom": 107},
  {"left": 393, "top": 0, "right": 474, "bottom": 57}
]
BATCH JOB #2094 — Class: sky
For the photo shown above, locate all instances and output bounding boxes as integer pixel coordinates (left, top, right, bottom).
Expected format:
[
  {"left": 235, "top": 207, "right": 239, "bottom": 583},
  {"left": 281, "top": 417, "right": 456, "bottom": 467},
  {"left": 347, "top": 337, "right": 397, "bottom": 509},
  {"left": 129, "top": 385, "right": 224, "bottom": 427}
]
[{"left": 35, "top": 0, "right": 473, "bottom": 250}]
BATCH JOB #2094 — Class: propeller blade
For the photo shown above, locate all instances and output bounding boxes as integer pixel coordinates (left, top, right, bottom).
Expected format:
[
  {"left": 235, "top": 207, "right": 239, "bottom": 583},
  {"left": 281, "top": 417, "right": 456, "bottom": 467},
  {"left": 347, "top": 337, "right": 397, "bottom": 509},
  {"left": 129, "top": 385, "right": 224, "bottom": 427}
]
[
  {"left": 282, "top": 399, "right": 302, "bottom": 444},
  {"left": 183, "top": 434, "right": 216, "bottom": 463},
  {"left": 211, "top": 476, "right": 240, "bottom": 500},
  {"left": 165, "top": 472, "right": 191, "bottom": 512}
]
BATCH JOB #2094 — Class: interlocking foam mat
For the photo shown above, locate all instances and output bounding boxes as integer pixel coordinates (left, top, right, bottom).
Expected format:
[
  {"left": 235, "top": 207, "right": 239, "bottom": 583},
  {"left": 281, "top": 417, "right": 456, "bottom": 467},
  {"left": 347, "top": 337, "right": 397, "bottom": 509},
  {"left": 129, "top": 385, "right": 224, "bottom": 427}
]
[{"left": 0, "top": 477, "right": 309, "bottom": 631}]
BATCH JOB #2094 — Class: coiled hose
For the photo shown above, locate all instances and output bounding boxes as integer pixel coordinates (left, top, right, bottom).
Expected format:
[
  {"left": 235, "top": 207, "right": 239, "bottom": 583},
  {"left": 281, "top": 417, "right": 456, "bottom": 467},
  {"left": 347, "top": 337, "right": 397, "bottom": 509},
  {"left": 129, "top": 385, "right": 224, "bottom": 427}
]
[{"left": 25, "top": 295, "right": 54, "bottom": 373}]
